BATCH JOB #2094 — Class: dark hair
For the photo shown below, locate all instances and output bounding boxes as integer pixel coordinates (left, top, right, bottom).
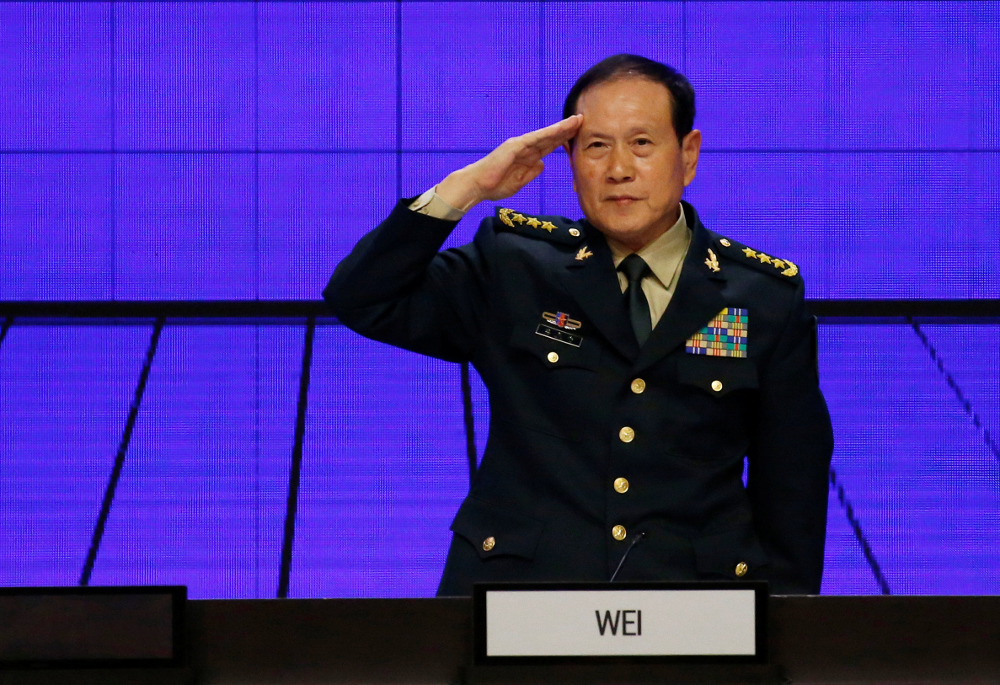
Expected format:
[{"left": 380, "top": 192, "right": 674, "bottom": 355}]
[{"left": 562, "top": 54, "right": 696, "bottom": 146}]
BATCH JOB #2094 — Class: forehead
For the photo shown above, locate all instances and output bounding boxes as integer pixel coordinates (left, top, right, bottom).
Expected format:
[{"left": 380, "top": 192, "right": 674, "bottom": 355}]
[{"left": 575, "top": 77, "right": 674, "bottom": 131}]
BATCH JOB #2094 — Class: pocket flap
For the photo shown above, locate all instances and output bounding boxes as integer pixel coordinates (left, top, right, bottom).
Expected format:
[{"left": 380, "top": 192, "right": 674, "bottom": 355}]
[
  {"left": 693, "top": 527, "right": 769, "bottom": 578},
  {"left": 677, "top": 355, "right": 758, "bottom": 397},
  {"left": 509, "top": 325, "right": 601, "bottom": 370},
  {"left": 450, "top": 496, "right": 545, "bottom": 560}
]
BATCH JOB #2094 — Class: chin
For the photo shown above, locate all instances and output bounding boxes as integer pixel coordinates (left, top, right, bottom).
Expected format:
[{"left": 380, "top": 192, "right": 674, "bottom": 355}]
[{"left": 592, "top": 214, "right": 654, "bottom": 241}]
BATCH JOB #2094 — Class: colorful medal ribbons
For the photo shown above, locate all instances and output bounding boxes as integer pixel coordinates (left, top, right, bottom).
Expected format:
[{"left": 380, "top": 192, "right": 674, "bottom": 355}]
[{"left": 685, "top": 308, "right": 748, "bottom": 358}]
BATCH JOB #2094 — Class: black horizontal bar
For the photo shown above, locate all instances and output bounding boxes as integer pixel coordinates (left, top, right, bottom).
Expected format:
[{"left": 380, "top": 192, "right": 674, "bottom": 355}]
[
  {"left": 809, "top": 300, "right": 1000, "bottom": 318},
  {"left": 0, "top": 301, "right": 332, "bottom": 319},
  {"left": 1, "top": 300, "right": 1000, "bottom": 320}
]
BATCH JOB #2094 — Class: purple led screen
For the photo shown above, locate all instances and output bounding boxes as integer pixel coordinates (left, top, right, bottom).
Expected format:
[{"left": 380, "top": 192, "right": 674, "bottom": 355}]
[
  {"left": 1, "top": 2, "right": 999, "bottom": 599},
  {"left": 0, "top": 2, "right": 998, "bottom": 298},
  {"left": 1, "top": 322, "right": 999, "bottom": 597}
]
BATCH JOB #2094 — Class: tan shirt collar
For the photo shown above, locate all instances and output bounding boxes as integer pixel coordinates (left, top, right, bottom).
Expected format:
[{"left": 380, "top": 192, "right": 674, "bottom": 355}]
[{"left": 607, "top": 204, "right": 690, "bottom": 290}]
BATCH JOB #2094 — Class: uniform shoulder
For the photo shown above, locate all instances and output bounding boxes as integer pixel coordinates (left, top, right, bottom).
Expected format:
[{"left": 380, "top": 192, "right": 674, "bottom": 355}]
[
  {"left": 709, "top": 232, "right": 803, "bottom": 285},
  {"left": 491, "top": 206, "right": 587, "bottom": 246}
]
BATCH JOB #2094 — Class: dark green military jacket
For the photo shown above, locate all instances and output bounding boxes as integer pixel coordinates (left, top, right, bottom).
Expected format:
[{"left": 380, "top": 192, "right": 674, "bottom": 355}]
[{"left": 324, "top": 199, "right": 833, "bottom": 595}]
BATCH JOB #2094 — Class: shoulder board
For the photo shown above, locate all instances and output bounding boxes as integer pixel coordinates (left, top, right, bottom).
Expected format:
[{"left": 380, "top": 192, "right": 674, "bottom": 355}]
[
  {"left": 711, "top": 234, "right": 802, "bottom": 283},
  {"left": 493, "top": 207, "right": 587, "bottom": 246}
]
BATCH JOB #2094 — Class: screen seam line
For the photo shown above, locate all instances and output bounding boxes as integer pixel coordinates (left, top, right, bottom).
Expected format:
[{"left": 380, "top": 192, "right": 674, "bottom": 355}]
[
  {"left": 277, "top": 316, "right": 316, "bottom": 598},
  {"left": 829, "top": 466, "right": 891, "bottom": 595},
  {"left": 80, "top": 317, "right": 165, "bottom": 586},
  {"left": 909, "top": 320, "right": 1000, "bottom": 466},
  {"left": 0, "top": 317, "right": 12, "bottom": 353}
]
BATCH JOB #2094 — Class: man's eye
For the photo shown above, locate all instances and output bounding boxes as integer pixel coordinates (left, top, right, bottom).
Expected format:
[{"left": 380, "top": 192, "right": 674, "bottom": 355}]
[
  {"left": 587, "top": 141, "right": 605, "bottom": 149},
  {"left": 635, "top": 139, "right": 651, "bottom": 146}
]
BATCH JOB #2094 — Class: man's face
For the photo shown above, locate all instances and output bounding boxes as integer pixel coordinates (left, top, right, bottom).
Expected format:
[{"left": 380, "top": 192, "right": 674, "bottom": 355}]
[{"left": 568, "top": 77, "right": 701, "bottom": 250}]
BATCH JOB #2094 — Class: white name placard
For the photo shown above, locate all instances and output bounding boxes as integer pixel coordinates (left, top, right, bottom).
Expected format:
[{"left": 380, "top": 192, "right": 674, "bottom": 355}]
[{"left": 474, "top": 582, "right": 766, "bottom": 662}]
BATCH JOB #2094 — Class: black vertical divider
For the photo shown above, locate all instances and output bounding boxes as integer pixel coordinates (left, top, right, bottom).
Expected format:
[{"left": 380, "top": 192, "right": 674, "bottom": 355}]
[
  {"left": 277, "top": 317, "right": 316, "bottom": 598},
  {"left": 80, "top": 318, "right": 165, "bottom": 586}
]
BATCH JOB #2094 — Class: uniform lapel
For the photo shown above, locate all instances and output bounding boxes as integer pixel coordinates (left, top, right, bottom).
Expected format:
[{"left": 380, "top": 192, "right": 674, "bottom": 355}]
[
  {"left": 633, "top": 208, "right": 727, "bottom": 372},
  {"left": 559, "top": 229, "right": 640, "bottom": 362}
]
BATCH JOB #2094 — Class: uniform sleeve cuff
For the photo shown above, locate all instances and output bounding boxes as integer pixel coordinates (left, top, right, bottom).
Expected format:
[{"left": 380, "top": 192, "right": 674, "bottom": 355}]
[{"left": 407, "top": 186, "right": 467, "bottom": 222}]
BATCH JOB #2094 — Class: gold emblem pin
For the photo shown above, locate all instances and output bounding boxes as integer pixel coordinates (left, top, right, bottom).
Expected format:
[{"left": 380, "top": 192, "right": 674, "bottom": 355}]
[
  {"left": 576, "top": 246, "right": 594, "bottom": 261},
  {"left": 720, "top": 238, "right": 731, "bottom": 247}
]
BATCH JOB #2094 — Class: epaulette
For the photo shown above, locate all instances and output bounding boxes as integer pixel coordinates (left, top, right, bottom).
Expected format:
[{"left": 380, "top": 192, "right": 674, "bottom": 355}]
[
  {"left": 711, "top": 234, "right": 802, "bottom": 283},
  {"left": 493, "top": 207, "right": 587, "bottom": 246}
]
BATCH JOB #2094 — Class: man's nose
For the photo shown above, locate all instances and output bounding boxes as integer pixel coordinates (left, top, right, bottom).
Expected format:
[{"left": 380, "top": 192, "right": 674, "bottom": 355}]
[{"left": 606, "top": 145, "right": 635, "bottom": 183}]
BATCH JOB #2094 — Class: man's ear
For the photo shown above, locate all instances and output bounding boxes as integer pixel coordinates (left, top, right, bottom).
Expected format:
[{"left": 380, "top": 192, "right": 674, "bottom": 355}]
[{"left": 681, "top": 129, "right": 702, "bottom": 187}]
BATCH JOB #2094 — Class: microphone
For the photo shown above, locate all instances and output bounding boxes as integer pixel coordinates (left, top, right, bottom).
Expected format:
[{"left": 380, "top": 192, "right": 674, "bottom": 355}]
[{"left": 609, "top": 531, "right": 646, "bottom": 582}]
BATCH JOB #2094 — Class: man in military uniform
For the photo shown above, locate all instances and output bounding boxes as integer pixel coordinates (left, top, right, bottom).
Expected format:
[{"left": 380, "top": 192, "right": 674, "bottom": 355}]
[{"left": 324, "top": 55, "right": 833, "bottom": 595}]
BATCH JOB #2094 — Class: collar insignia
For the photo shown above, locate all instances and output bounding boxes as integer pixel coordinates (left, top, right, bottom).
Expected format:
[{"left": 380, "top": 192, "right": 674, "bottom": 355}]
[
  {"left": 575, "top": 245, "right": 593, "bottom": 261},
  {"left": 705, "top": 248, "right": 721, "bottom": 273}
]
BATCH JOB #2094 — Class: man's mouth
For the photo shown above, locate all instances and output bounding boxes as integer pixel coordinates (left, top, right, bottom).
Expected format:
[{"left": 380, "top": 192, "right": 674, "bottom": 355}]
[{"left": 606, "top": 196, "right": 642, "bottom": 206}]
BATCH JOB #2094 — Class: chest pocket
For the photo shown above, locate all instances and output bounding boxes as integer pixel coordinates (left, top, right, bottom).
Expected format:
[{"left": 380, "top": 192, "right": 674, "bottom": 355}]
[
  {"left": 509, "top": 325, "right": 601, "bottom": 370},
  {"left": 677, "top": 354, "right": 758, "bottom": 398}
]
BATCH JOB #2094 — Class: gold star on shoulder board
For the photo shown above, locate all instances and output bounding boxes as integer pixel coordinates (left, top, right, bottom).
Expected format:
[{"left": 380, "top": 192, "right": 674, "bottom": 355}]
[
  {"left": 575, "top": 245, "right": 594, "bottom": 261},
  {"left": 526, "top": 216, "right": 541, "bottom": 228},
  {"left": 742, "top": 247, "right": 756, "bottom": 258},
  {"left": 772, "top": 259, "right": 786, "bottom": 269},
  {"left": 705, "top": 248, "right": 720, "bottom": 273},
  {"left": 540, "top": 221, "right": 557, "bottom": 233},
  {"left": 758, "top": 253, "right": 772, "bottom": 264},
  {"left": 511, "top": 212, "right": 527, "bottom": 224}
]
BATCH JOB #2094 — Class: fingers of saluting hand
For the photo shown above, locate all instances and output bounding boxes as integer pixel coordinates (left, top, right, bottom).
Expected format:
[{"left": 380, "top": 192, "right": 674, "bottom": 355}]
[{"left": 518, "top": 114, "right": 583, "bottom": 156}]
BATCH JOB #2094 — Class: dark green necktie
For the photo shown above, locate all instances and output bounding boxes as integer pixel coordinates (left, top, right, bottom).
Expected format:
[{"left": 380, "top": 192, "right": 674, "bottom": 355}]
[{"left": 619, "top": 254, "right": 652, "bottom": 347}]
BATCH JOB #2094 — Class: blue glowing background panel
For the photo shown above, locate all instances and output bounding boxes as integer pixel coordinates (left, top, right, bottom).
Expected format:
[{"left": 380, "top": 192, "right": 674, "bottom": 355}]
[
  {"left": 89, "top": 326, "right": 302, "bottom": 598},
  {"left": 0, "top": 2, "right": 997, "bottom": 299},
  {"left": 819, "top": 324, "right": 1000, "bottom": 596},
  {"left": 1, "top": 2, "right": 999, "bottom": 598},
  {"left": 291, "top": 327, "right": 469, "bottom": 598},
  {"left": 0, "top": 325, "right": 149, "bottom": 587},
  {"left": 2, "top": 321, "right": 998, "bottom": 596}
]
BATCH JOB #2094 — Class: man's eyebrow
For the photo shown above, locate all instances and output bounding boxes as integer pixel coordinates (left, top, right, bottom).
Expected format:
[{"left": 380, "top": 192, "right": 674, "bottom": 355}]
[{"left": 579, "top": 127, "right": 654, "bottom": 139}]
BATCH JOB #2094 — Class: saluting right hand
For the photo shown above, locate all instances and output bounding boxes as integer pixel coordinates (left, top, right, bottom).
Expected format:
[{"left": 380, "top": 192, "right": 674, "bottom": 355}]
[{"left": 435, "top": 115, "right": 583, "bottom": 211}]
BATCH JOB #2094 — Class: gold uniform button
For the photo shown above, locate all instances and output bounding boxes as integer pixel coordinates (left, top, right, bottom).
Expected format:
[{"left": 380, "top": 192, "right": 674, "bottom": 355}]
[
  {"left": 613, "top": 477, "right": 629, "bottom": 494},
  {"left": 735, "top": 561, "right": 748, "bottom": 577},
  {"left": 619, "top": 426, "right": 635, "bottom": 443},
  {"left": 612, "top": 525, "right": 627, "bottom": 541},
  {"left": 720, "top": 238, "right": 731, "bottom": 247},
  {"left": 711, "top": 380, "right": 723, "bottom": 392},
  {"left": 483, "top": 537, "right": 496, "bottom": 552},
  {"left": 547, "top": 351, "right": 559, "bottom": 363},
  {"left": 569, "top": 228, "right": 581, "bottom": 237},
  {"left": 630, "top": 378, "right": 646, "bottom": 394}
]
